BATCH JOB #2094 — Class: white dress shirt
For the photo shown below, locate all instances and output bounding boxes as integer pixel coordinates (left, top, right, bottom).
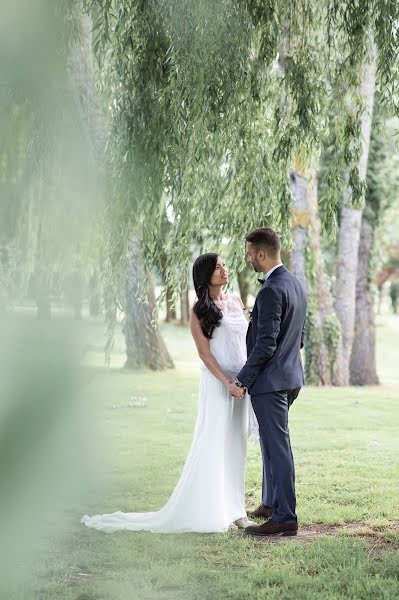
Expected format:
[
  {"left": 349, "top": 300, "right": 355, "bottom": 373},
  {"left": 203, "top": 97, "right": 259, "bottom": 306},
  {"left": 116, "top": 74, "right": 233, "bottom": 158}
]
[{"left": 263, "top": 262, "right": 283, "bottom": 281}]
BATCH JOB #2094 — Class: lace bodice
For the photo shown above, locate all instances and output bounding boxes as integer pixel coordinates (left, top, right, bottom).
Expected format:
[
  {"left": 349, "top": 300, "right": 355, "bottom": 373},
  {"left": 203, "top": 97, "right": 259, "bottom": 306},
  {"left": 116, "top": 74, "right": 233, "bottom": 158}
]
[{"left": 201, "top": 294, "right": 248, "bottom": 378}]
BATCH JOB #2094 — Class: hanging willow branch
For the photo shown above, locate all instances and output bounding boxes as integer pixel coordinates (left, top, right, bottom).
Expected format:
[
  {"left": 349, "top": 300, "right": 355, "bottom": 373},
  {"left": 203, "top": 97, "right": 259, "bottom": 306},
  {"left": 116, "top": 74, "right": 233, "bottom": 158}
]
[{"left": 81, "top": 0, "right": 399, "bottom": 350}]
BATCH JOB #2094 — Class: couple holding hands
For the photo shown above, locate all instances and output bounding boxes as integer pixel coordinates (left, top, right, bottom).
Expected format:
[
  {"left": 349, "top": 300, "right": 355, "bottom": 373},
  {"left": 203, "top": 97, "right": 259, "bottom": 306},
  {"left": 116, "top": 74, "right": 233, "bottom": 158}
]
[{"left": 82, "top": 227, "right": 307, "bottom": 538}]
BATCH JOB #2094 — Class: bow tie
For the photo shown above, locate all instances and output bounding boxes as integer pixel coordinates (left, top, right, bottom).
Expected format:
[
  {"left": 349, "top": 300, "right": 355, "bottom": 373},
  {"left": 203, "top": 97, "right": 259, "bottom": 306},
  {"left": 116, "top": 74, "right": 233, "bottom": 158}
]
[{"left": 257, "top": 277, "right": 265, "bottom": 285}]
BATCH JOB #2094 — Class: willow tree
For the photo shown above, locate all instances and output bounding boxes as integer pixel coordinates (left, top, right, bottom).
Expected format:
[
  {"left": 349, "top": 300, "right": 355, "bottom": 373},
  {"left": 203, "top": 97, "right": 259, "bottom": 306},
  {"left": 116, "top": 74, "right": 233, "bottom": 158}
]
[
  {"left": 286, "top": 2, "right": 399, "bottom": 385},
  {"left": 84, "top": 0, "right": 399, "bottom": 373},
  {"left": 86, "top": 0, "right": 292, "bottom": 368},
  {"left": 333, "top": 45, "right": 377, "bottom": 384},
  {"left": 86, "top": 0, "right": 326, "bottom": 336},
  {"left": 275, "top": 5, "right": 381, "bottom": 385},
  {"left": 279, "top": 6, "right": 344, "bottom": 385},
  {"left": 298, "top": 59, "right": 377, "bottom": 387},
  {"left": 350, "top": 112, "right": 399, "bottom": 384}
]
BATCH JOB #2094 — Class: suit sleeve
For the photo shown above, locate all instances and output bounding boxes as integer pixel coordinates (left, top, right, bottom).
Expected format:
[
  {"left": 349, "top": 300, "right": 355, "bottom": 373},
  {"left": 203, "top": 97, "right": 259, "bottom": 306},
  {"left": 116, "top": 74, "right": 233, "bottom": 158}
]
[{"left": 236, "top": 286, "right": 282, "bottom": 388}]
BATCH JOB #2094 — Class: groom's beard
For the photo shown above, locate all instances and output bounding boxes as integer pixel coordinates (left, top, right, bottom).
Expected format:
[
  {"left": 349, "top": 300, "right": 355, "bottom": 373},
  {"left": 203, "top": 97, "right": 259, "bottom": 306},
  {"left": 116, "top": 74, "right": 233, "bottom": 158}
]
[{"left": 250, "top": 259, "right": 262, "bottom": 273}]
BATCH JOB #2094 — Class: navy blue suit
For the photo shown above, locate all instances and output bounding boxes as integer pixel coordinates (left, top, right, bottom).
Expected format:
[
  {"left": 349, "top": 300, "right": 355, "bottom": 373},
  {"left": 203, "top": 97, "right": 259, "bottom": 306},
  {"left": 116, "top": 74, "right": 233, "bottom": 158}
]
[{"left": 237, "top": 265, "right": 307, "bottom": 523}]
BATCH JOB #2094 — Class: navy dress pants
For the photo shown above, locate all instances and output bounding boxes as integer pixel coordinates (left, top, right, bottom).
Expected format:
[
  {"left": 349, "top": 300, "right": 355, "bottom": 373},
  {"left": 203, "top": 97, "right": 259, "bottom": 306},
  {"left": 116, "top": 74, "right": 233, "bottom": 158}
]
[{"left": 251, "top": 390, "right": 297, "bottom": 524}]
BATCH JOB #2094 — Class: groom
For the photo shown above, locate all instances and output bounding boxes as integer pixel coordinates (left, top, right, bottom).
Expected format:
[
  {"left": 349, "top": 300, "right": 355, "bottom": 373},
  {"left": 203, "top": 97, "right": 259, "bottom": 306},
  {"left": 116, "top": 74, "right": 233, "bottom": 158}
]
[{"left": 234, "top": 227, "right": 307, "bottom": 537}]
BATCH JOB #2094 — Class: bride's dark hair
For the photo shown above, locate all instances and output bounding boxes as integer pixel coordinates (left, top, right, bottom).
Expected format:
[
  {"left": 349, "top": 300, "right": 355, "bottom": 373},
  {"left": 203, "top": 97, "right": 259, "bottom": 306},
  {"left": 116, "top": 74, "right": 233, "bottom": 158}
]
[{"left": 192, "top": 252, "right": 223, "bottom": 339}]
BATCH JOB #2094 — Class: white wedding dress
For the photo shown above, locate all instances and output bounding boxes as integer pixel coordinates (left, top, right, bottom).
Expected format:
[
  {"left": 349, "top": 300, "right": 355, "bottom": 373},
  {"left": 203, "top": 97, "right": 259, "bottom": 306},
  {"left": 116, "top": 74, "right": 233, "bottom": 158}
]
[{"left": 81, "top": 294, "right": 258, "bottom": 533}]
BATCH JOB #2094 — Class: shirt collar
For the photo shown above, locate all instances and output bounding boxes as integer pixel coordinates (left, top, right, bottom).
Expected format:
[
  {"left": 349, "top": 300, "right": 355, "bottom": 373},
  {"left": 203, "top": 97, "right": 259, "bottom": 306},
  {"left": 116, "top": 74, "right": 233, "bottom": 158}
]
[{"left": 258, "top": 263, "right": 283, "bottom": 284}]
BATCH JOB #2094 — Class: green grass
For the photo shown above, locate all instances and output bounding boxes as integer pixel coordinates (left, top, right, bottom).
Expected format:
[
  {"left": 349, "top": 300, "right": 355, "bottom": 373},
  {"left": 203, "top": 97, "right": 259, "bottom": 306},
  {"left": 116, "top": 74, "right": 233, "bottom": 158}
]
[{"left": 9, "top": 311, "right": 399, "bottom": 599}]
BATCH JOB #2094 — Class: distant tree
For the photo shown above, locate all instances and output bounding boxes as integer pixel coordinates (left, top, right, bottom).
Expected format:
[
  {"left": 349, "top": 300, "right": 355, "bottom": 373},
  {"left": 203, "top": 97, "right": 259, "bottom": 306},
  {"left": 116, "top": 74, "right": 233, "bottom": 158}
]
[{"left": 351, "top": 112, "right": 399, "bottom": 384}]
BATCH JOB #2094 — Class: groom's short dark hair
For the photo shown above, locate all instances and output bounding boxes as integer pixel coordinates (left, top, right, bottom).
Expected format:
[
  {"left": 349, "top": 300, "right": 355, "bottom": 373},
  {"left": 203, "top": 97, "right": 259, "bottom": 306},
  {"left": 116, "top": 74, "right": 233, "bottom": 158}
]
[{"left": 246, "top": 228, "right": 281, "bottom": 258}]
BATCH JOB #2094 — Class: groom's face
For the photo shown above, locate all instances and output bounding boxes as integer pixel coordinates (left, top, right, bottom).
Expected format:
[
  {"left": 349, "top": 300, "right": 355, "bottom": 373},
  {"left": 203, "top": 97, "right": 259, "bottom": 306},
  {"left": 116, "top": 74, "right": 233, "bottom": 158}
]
[{"left": 246, "top": 242, "right": 263, "bottom": 272}]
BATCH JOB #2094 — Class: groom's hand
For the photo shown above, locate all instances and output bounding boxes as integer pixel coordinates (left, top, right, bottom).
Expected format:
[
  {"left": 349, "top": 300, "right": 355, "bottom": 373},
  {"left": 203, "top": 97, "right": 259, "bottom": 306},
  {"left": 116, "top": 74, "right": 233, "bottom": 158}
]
[{"left": 228, "top": 381, "right": 246, "bottom": 398}]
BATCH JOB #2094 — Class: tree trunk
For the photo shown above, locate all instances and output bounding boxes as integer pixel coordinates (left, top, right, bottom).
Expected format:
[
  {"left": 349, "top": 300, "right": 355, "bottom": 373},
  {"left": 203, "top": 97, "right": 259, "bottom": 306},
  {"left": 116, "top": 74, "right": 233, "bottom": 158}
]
[
  {"left": 350, "top": 216, "right": 379, "bottom": 384},
  {"left": 237, "top": 267, "right": 251, "bottom": 308},
  {"left": 123, "top": 233, "right": 174, "bottom": 370},
  {"left": 290, "top": 167, "right": 344, "bottom": 385},
  {"left": 334, "top": 50, "right": 377, "bottom": 384},
  {"left": 290, "top": 168, "right": 309, "bottom": 291},
  {"left": 279, "top": 23, "right": 343, "bottom": 385},
  {"left": 180, "top": 287, "right": 190, "bottom": 326},
  {"left": 334, "top": 192, "right": 363, "bottom": 384}
]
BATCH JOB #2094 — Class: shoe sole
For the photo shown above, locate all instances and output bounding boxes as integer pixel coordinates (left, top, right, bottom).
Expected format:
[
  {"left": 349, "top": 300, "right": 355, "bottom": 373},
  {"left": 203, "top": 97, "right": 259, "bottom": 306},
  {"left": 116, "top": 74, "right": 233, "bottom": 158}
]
[{"left": 245, "top": 530, "right": 298, "bottom": 537}]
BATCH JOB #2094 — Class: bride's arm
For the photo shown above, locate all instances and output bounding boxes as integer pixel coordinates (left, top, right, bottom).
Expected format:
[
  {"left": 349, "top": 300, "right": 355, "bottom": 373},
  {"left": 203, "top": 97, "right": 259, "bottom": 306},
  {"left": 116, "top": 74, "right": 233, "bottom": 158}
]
[{"left": 189, "top": 309, "right": 244, "bottom": 397}]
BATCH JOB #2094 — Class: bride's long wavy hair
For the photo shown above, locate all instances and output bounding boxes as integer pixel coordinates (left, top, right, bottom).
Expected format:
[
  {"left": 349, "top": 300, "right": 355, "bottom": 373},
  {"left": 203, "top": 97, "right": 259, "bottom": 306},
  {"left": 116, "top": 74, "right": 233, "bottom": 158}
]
[{"left": 192, "top": 252, "right": 223, "bottom": 339}]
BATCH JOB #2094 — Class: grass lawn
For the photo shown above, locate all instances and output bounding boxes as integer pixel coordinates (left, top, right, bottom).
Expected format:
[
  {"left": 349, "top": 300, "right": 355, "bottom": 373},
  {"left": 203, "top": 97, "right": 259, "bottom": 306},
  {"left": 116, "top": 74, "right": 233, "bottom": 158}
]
[{"left": 9, "top": 310, "right": 399, "bottom": 599}]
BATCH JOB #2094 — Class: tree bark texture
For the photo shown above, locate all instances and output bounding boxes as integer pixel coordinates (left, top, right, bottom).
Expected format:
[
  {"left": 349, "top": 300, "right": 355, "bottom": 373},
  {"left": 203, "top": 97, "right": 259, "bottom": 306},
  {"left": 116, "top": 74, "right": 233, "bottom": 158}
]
[
  {"left": 290, "top": 169, "right": 309, "bottom": 292},
  {"left": 335, "top": 50, "right": 377, "bottom": 384},
  {"left": 350, "top": 216, "right": 379, "bottom": 384},
  {"left": 123, "top": 233, "right": 174, "bottom": 370}
]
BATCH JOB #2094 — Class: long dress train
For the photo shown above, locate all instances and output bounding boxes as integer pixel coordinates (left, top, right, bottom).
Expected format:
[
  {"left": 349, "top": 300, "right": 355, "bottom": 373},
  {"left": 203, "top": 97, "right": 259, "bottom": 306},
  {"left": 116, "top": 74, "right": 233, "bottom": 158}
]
[{"left": 81, "top": 294, "right": 258, "bottom": 533}]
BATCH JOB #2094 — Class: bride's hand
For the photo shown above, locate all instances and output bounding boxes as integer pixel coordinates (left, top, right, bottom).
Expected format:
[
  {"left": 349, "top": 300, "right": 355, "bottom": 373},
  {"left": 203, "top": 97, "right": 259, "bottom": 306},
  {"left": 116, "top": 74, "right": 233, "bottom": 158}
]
[{"left": 227, "top": 381, "right": 246, "bottom": 398}]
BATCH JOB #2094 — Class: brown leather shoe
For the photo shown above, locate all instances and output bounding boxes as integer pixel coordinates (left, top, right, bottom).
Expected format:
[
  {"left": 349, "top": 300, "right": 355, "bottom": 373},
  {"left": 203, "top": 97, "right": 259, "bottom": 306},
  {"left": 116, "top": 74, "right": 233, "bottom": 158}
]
[
  {"left": 245, "top": 519, "right": 298, "bottom": 537},
  {"left": 247, "top": 504, "right": 273, "bottom": 519}
]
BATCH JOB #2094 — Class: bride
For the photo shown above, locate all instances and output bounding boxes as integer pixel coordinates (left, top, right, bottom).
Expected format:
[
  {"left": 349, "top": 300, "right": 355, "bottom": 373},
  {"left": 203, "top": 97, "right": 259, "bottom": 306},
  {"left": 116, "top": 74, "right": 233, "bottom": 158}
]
[{"left": 81, "top": 252, "right": 258, "bottom": 533}]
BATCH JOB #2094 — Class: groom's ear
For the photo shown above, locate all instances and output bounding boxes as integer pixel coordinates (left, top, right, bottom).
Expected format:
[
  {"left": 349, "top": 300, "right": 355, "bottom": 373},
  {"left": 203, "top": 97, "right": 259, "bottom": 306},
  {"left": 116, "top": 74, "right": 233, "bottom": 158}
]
[{"left": 257, "top": 249, "right": 265, "bottom": 261}]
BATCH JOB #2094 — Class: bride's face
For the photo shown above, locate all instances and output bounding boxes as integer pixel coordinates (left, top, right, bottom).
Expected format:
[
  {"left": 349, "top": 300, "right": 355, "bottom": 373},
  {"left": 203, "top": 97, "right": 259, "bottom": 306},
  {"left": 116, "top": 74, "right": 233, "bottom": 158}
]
[{"left": 209, "top": 257, "right": 229, "bottom": 287}]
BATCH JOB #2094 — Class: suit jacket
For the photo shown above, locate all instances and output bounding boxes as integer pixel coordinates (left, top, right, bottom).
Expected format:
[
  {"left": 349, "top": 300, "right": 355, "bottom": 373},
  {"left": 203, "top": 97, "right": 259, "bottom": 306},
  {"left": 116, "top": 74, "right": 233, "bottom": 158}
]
[{"left": 237, "top": 265, "right": 307, "bottom": 395}]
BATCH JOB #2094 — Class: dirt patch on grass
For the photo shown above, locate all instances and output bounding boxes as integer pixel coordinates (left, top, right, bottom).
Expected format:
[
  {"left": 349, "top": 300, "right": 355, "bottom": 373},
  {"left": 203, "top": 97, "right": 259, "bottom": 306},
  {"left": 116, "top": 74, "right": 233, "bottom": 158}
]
[{"left": 244, "top": 521, "right": 399, "bottom": 548}]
